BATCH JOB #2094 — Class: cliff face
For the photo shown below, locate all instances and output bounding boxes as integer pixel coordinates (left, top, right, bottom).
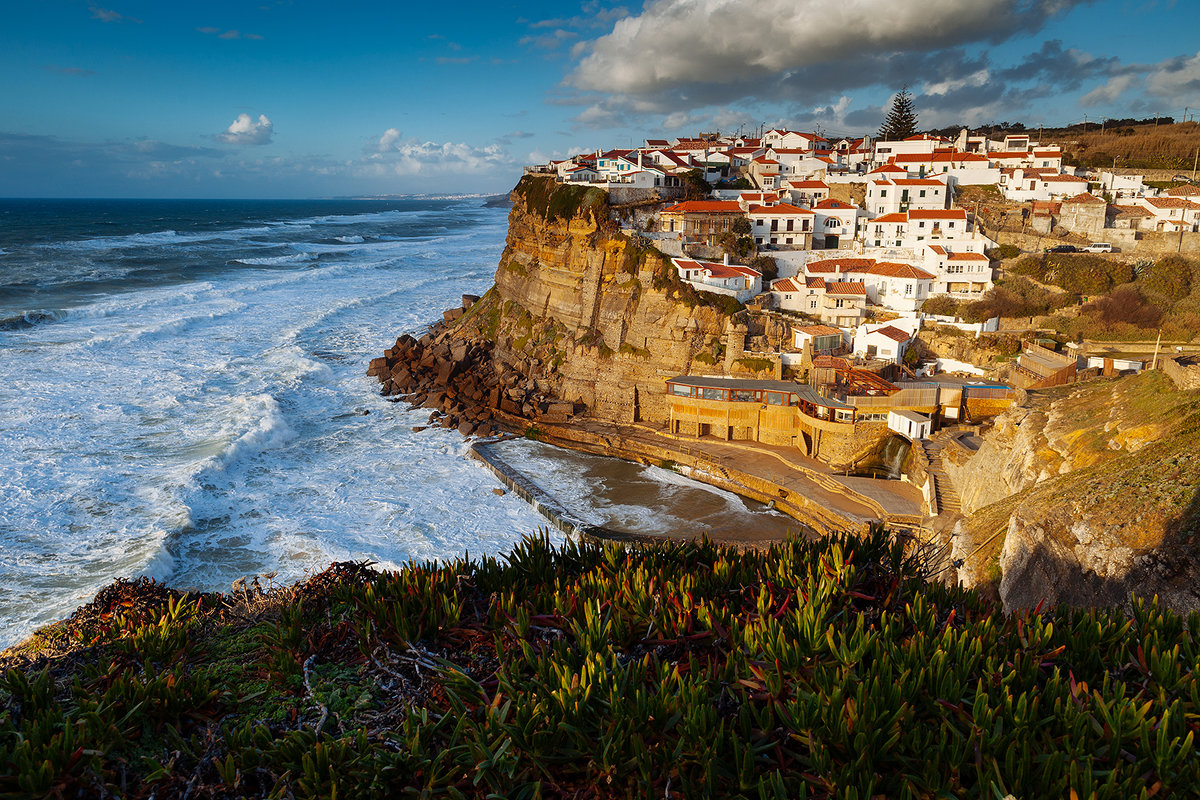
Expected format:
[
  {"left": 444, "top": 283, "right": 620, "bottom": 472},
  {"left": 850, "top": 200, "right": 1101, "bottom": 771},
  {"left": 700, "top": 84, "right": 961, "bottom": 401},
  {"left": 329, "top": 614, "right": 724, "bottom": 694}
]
[
  {"left": 448, "top": 177, "right": 747, "bottom": 426},
  {"left": 945, "top": 372, "right": 1200, "bottom": 612}
]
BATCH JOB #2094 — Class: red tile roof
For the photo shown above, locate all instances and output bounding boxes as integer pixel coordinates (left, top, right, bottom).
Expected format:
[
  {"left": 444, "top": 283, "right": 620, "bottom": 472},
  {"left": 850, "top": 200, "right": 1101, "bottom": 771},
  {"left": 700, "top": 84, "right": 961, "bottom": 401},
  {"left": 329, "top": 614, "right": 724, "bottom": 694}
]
[
  {"left": 814, "top": 199, "right": 856, "bottom": 210},
  {"left": 662, "top": 201, "right": 743, "bottom": 213},
  {"left": 771, "top": 277, "right": 804, "bottom": 292},
  {"left": 870, "top": 212, "right": 908, "bottom": 223},
  {"left": 871, "top": 325, "right": 911, "bottom": 342},
  {"left": 748, "top": 203, "right": 813, "bottom": 216},
  {"left": 868, "top": 262, "right": 936, "bottom": 279},
  {"left": 826, "top": 281, "right": 866, "bottom": 295},
  {"left": 805, "top": 258, "right": 874, "bottom": 273},
  {"left": 796, "top": 324, "right": 843, "bottom": 337},
  {"left": 908, "top": 209, "right": 967, "bottom": 220},
  {"left": 1063, "top": 192, "right": 1105, "bottom": 204}
]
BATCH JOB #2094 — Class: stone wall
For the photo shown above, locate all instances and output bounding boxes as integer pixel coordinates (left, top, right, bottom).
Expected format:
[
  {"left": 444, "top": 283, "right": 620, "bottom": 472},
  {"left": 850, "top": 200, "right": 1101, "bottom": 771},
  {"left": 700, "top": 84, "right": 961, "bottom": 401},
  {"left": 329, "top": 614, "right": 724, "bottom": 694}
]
[{"left": 1162, "top": 355, "right": 1200, "bottom": 390}]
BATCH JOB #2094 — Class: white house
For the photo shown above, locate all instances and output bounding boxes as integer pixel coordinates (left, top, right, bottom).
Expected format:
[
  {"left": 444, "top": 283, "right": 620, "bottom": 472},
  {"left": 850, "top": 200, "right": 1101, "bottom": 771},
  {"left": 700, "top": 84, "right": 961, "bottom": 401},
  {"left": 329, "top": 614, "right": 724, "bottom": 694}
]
[
  {"left": 1098, "top": 171, "right": 1148, "bottom": 200},
  {"left": 812, "top": 199, "right": 862, "bottom": 249},
  {"left": 672, "top": 256, "right": 762, "bottom": 302},
  {"left": 1132, "top": 196, "right": 1200, "bottom": 232},
  {"left": 801, "top": 256, "right": 936, "bottom": 312},
  {"left": 865, "top": 178, "right": 948, "bottom": 216},
  {"left": 745, "top": 203, "right": 814, "bottom": 247},
  {"left": 853, "top": 323, "right": 913, "bottom": 364},
  {"left": 888, "top": 409, "right": 931, "bottom": 440},
  {"left": 922, "top": 246, "right": 993, "bottom": 296},
  {"left": 782, "top": 179, "right": 830, "bottom": 207}
]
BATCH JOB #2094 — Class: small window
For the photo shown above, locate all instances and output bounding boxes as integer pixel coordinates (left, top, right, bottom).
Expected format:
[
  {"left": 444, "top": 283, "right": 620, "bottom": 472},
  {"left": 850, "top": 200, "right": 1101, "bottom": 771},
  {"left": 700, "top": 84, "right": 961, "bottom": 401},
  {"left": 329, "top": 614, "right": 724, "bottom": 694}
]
[
  {"left": 733, "top": 390, "right": 756, "bottom": 402},
  {"left": 766, "top": 391, "right": 785, "bottom": 405},
  {"left": 670, "top": 384, "right": 693, "bottom": 397},
  {"left": 701, "top": 388, "right": 724, "bottom": 401}
]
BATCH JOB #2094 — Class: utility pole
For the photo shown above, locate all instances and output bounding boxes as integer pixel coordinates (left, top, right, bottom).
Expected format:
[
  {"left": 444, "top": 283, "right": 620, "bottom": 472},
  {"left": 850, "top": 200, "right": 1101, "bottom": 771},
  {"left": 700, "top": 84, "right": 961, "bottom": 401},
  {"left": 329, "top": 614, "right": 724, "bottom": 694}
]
[
  {"left": 1151, "top": 330, "right": 1162, "bottom": 371},
  {"left": 1192, "top": 147, "right": 1198, "bottom": 181},
  {"left": 1101, "top": 117, "right": 1106, "bottom": 136}
]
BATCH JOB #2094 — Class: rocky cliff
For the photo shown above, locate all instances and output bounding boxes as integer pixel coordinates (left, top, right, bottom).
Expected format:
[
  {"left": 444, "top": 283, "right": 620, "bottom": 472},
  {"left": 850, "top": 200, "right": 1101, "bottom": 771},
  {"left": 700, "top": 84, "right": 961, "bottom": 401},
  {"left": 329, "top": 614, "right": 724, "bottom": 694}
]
[
  {"left": 441, "top": 176, "right": 754, "bottom": 427},
  {"left": 944, "top": 371, "right": 1200, "bottom": 612}
]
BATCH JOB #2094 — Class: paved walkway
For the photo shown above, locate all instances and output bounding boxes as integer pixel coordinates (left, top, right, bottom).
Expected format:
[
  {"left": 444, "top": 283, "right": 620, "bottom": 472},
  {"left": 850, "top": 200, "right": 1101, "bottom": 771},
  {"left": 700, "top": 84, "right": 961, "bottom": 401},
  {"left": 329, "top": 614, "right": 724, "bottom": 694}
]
[{"left": 562, "top": 419, "right": 926, "bottom": 526}]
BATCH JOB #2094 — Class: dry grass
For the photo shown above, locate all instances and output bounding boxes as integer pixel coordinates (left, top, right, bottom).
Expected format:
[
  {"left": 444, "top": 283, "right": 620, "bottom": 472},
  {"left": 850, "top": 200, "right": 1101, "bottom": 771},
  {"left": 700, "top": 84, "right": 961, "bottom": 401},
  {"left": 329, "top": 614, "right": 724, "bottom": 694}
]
[{"left": 1043, "top": 122, "right": 1200, "bottom": 171}]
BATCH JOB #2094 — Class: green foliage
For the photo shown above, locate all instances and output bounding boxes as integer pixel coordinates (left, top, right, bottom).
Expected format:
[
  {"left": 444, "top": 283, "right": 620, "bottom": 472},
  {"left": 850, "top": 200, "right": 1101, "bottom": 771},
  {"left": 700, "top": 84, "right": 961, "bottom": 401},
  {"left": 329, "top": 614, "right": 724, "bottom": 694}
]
[
  {"left": 1143, "top": 255, "right": 1196, "bottom": 302},
  {"left": 734, "top": 356, "right": 774, "bottom": 373},
  {"left": 618, "top": 342, "right": 652, "bottom": 359},
  {"left": 920, "top": 294, "right": 962, "bottom": 317},
  {"left": 960, "top": 276, "right": 1074, "bottom": 322},
  {"left": 523, "top": 424, "right": 542, "bottom": 441},
  {"left": 1043, "top": 254, "right": 1134, "bottom": 295},
  {"left": 5, "top": 531, "right": 1200, "bottom": 798},
  {"left": 680, "top": 169, "right": 712, "bottom": 200},
  {"left": 751, "top": 254, "right": 778, "bottom": 282},
  {"left": 513, "top": 175, "right": 608, "bottom": 223},
  {"left": 878, "top": 85, "right": 919, "bottom": 140},
  {"left": 693, "top": 350, "right": 718, "bottom": 365},
  {"left": 987, "top": 243, "right": 1021, "bottom": 260}
]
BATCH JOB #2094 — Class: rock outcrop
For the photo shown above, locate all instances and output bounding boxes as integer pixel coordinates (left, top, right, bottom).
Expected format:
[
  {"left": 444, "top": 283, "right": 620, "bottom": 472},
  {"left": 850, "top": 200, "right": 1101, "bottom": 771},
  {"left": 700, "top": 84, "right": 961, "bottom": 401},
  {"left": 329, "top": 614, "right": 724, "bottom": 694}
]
[
  {"left": 944, "top": 371, "right": 1200, "bottom": 613},
  {"left": 372, "top": 176, "right": 755, "bottom": 433}
]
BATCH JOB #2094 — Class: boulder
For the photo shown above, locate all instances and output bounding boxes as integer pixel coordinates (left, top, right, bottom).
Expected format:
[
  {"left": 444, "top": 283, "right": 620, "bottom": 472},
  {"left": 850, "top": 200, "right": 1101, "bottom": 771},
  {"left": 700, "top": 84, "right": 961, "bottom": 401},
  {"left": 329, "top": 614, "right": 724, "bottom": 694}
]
[
  {"left": 462, "top": 294, "right": 481, "bottom": 310},
  {"left": 443, "top": 307, "right": 464, "bottom": 323},
  {"left": 457, "top": 421, "right": 476, "bottom": 437}
]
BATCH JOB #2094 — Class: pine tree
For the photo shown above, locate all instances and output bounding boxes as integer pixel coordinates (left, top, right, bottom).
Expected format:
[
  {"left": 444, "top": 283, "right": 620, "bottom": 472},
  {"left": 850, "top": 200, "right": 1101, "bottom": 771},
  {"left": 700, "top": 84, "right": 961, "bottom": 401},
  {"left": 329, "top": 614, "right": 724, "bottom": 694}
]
[{"left": 878, "top": 86, "right": 919, "bottom": 141}]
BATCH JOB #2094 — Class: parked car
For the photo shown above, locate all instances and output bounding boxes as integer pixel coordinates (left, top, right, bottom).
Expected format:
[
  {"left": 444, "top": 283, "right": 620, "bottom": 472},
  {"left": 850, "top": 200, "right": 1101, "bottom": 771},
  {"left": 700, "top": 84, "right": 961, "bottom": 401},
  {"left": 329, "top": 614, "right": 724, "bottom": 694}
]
[
  {"left": 1082, "top": 242, "right": 1114, "bottom": 253},
  {"left": 1172, "top": 174, "right": 1195, "bottom": 184},
  {"left": 1044, "top": 244, "right": 1078, "bottom": 253}
]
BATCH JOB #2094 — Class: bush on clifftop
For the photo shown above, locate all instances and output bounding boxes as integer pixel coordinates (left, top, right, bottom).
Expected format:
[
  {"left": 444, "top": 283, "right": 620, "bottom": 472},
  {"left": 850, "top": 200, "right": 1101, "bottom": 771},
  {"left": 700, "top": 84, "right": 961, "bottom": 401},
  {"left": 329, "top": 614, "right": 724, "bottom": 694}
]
[
  {"left": 3, "top": 530, "right": 1200, "bottom": 798},
  {"left": 513, "top": 175, "right": 608, "bottom": 223}
]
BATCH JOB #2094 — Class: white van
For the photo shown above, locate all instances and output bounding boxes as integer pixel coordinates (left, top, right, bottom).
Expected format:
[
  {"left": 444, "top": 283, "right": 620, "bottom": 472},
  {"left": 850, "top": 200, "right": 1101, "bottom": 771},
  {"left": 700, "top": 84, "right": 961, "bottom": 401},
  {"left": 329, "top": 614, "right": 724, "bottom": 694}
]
[{"left": 1082, "top": 243, "right": 1113, "bottom": 253}]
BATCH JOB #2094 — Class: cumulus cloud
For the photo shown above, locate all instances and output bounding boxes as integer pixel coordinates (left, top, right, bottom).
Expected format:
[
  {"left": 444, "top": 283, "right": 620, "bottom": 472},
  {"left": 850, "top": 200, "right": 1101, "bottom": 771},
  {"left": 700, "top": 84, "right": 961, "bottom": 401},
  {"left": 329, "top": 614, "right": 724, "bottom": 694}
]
[
  {"left": 1079, "top": 50, "right": 1200, "bottom": 109},
  {"left": 219, "top": 113, "right": 274, "bottom": 145},
  {"left": 365, "top": 130, "right": 512, "bottom": 176},
  {"left": 565, "top": 0, "right": 1088, "bottom": 117}
]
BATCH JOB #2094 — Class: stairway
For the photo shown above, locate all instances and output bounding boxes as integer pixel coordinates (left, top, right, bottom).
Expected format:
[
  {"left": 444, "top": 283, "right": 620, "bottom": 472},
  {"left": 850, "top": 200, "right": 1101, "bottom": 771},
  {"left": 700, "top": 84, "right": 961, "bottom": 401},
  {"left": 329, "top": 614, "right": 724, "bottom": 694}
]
[{"left": 920, "top": 431, "right": 962, "bottom": 516}]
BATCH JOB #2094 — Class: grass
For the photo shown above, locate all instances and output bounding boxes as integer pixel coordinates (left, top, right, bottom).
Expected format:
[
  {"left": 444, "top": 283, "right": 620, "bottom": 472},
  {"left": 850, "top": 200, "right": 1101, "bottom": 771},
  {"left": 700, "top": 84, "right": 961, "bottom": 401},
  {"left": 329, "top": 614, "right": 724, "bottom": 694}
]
[{"left": 3, "top": 530, "right": 1200, "bottom": 798}]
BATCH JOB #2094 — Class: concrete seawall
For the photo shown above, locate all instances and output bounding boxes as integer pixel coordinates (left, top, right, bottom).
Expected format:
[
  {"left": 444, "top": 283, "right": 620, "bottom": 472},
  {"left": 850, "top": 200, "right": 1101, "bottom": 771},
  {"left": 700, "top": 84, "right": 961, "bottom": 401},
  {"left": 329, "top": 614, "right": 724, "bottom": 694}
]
[{"left": 469, "top": 439, "right": 646, "bottom": 545}]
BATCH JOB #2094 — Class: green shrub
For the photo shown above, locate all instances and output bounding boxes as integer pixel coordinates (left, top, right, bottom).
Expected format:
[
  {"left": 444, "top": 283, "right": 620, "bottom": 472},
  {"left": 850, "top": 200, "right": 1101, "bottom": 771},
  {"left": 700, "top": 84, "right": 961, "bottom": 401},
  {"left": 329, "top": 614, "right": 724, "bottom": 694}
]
[
  {"left": 987, "top": 243, "right": 1021, "bottom": 260},
  {"left": 6, "top": 530, "right": 1200, "bottom": 798}
]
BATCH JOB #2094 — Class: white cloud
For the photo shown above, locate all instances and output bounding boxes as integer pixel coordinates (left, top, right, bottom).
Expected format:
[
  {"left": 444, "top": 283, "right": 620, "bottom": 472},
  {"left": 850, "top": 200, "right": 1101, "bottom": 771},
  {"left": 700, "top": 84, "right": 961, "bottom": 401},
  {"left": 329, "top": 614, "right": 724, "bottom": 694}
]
[
  {"left": 567, "top": 0, "right": 1084, "bottom": 110},
  {"left": 220, "top": 113, "right": 274, "bottom": 145},
  {"left": 1080, "top": 50, "right": 1200, "bottom": 109},
  {"left": 365, "top": 131, "right": 512, "bottom": 176}
]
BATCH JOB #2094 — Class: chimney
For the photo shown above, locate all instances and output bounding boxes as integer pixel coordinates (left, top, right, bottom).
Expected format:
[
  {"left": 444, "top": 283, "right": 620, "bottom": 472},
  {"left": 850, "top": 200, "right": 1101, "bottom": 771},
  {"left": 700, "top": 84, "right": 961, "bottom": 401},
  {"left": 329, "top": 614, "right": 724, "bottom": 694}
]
[{"left": 724, "top": 253, "right": 730, "bottom": 266}]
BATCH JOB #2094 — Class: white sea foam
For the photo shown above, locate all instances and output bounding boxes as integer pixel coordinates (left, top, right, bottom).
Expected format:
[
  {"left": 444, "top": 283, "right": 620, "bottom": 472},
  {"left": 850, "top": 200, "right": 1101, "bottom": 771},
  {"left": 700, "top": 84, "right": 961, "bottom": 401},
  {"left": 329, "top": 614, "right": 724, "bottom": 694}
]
[{"left": 0, "top": 201, "right": 559, "bottom": 649}]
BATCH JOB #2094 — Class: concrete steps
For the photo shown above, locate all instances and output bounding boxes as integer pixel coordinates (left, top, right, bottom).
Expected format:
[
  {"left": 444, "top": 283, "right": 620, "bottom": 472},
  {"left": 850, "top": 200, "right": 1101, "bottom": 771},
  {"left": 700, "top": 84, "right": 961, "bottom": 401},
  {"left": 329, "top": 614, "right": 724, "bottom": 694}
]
[{"left": 921, "top": 431, "right": 963, "bottom": 516}]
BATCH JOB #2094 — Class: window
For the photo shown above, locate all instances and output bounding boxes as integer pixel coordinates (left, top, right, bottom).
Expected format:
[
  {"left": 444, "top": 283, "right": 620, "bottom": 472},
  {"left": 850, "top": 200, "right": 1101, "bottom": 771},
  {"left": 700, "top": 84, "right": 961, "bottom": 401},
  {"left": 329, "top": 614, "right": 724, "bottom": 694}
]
[
  {"left": 766, "top": 391, "right": 785, "bottom": 405},
  {"left": 809, "top": 300, "right": 817, "bottom": 309},
  {"left": 733, "top": 390, "right": 756, "bottom": 402},
  {"left": 880, "top": 190, "right": 887, "bottom": 198},
  {"left": 670, "top": 384, "right": 693, "bottom": 396},
  {"left": 905, "top": 283, "right": 913, "bottom": 295},
  {"left": 701, "top": 388, "right": 724, "bottom": 400},
  {"left": 919, "top": 190, "right": 926, "bottom": 198}
]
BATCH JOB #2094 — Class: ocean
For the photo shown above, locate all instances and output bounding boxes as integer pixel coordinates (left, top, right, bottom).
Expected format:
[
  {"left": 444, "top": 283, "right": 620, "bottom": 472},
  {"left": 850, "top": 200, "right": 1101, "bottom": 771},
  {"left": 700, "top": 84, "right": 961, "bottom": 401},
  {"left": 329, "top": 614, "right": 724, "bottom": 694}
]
[{"left": 0, "top": 197, "right": 791, "bottom": 649}]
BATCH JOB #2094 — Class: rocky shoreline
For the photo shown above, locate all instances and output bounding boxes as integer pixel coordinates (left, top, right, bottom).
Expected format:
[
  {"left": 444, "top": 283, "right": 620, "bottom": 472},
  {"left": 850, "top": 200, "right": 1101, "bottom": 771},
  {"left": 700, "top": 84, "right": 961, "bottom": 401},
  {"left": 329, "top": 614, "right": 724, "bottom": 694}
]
[{"left": 367, "top": 294, "right": 578, "bottom": 439}]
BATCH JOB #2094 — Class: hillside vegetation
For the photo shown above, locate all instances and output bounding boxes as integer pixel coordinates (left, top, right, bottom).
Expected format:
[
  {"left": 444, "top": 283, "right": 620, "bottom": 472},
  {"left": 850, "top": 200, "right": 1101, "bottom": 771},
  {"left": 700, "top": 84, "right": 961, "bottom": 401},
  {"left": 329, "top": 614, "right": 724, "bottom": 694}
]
[{"left": 3, "top": 531, "right": 1200, "bottom": 798}]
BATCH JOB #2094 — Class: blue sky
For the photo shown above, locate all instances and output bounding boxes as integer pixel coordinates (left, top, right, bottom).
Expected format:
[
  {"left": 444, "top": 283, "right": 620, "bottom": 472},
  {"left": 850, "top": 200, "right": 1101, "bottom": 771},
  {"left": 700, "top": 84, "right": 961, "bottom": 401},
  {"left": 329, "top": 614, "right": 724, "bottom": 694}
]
[{"left": 2, "top": 0, "right": 1197, "bottom": 197}]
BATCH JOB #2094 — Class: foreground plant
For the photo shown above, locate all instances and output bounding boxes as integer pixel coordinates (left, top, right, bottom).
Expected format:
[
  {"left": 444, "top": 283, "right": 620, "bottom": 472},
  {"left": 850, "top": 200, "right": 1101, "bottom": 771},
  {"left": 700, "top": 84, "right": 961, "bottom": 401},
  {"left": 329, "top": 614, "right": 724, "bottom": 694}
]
[{"left": 1, "top": 529, "right": 1197, "bottom": 798}]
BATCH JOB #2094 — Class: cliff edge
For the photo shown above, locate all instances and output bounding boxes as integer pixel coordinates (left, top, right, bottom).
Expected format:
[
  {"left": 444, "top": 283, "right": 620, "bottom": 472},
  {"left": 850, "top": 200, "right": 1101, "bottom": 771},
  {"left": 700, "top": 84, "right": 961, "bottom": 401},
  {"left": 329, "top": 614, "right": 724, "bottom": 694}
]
[{"left": 944, "top": 371, "right": 1200, "bottom": 612}]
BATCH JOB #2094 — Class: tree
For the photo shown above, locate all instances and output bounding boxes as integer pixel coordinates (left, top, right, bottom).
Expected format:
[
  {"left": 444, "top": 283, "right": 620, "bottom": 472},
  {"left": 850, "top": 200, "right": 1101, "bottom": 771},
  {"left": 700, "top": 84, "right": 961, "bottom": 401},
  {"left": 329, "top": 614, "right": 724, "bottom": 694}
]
[{"left": 878, "top": 86, "right": 919, "bottom": 141}]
